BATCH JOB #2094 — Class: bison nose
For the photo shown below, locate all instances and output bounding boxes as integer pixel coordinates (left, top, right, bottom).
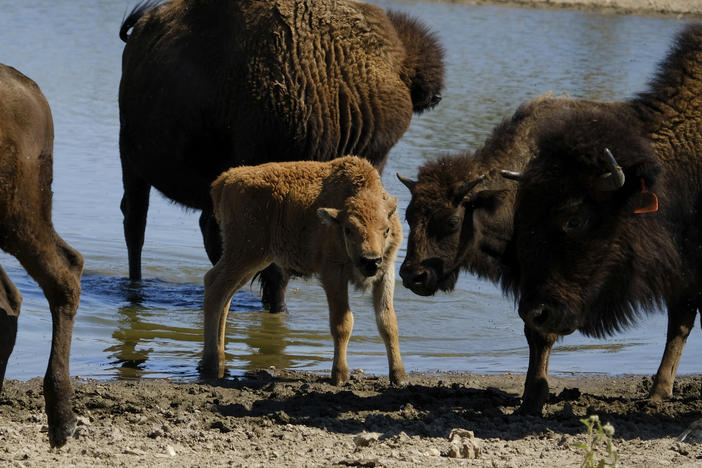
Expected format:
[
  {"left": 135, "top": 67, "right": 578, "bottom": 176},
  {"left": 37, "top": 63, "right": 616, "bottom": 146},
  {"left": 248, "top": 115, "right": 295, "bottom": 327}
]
[
  {"left": 359, "top": 256, "right": 382, "bottom": 277},
  {"left": 399, "top": 263, "right": 437, "bottom": 296}
]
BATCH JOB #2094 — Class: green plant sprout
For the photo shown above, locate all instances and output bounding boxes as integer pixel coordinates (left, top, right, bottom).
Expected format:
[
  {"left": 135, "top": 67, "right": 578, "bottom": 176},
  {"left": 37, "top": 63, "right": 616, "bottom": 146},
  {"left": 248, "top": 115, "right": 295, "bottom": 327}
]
[{"left": 575, "top": 415, "right": 619, "bottom": 468}]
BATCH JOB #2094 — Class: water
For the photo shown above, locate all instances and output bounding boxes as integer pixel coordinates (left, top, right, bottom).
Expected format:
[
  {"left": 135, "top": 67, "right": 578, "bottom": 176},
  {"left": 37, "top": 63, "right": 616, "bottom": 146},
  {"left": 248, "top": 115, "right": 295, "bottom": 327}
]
[{"left": 0, "top": 0, "right": 697, "bottom": 381}]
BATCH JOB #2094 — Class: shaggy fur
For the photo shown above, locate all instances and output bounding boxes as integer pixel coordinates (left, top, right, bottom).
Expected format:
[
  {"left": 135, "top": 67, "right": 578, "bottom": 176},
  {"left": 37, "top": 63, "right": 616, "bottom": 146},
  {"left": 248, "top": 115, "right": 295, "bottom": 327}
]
[
  {"left": 0, "top": 64, "right": 84, "bottom": 447},
  {"left": 117, "top": 0, "right": 444, "bottom": 315},
  {"left": 202, "top": 156, "right": 406, "bottom": 386},
  {"left": 514, "top": 24, "right": 702, "bottom": 412}
]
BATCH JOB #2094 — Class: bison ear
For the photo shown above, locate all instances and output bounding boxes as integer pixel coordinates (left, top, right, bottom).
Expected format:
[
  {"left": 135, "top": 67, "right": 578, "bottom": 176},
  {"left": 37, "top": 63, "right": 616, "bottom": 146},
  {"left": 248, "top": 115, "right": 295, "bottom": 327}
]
[
  {"left": 317, "top": 208, "right": 340, "bottom": 225},
  {"left": 386, "top": 195, "right": 398, "bottom": 218}
]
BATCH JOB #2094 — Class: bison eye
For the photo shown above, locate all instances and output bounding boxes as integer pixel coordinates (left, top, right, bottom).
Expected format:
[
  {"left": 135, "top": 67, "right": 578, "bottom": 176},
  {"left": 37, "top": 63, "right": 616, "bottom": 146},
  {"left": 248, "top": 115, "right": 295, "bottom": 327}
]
[
  {"left": 562, "top": 214, "right": 589, "bottom": 234},
  {"left": 384, "top": 227, "right": 390, "bottom": 237},
  {"left": 447, "top": 216, "right": 460, "bottom": 232},
  {"left": 344, "top": 226, "right": 352, "bottom": 235}
]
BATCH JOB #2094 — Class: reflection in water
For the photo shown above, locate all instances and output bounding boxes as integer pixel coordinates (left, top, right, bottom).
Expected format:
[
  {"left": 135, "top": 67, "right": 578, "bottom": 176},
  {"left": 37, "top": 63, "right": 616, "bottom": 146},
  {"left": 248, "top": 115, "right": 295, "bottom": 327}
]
[{"left": 239, "top": 312, "right": 296, "bottom": 373}]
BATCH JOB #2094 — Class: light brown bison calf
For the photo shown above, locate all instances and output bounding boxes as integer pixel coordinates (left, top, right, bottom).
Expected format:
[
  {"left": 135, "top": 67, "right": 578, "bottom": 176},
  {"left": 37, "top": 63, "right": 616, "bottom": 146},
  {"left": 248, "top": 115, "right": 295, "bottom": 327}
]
[
  {"left": 202, "top": 156, "right": 406, "bottom": 385},
  {"left": 0, "top": 64, "right": 83, "bottom": 447}
]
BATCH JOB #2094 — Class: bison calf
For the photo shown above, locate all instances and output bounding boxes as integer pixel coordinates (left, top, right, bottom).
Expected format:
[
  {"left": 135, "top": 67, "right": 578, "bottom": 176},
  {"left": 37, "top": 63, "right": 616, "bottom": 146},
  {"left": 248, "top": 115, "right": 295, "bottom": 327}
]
[
  {"left": 201, "top": 156, "right": 406, "bottom": 385},
  {"left": 0, "top": 64, "right": 83, "bottom": 447}
]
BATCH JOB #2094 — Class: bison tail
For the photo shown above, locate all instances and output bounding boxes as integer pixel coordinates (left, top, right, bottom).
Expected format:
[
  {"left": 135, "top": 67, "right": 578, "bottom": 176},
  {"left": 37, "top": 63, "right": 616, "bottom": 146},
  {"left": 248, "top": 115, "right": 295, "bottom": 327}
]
[{"left": 120, "top": 0, "right": 161, "bottom": 42}]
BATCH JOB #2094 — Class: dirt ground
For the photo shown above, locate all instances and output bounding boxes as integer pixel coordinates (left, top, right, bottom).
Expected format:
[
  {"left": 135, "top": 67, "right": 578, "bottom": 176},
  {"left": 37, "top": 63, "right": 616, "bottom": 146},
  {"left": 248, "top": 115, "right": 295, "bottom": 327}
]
[{"left": 2, "top": 371, "right": 702, "bottom": 467}]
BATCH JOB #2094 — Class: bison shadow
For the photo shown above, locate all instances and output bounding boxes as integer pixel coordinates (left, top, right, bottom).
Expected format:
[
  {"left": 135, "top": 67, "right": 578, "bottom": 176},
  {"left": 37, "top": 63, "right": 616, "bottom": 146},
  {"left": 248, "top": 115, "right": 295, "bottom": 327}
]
[{"left": 206, "top": 372, "right": 702, "bottom": 441}]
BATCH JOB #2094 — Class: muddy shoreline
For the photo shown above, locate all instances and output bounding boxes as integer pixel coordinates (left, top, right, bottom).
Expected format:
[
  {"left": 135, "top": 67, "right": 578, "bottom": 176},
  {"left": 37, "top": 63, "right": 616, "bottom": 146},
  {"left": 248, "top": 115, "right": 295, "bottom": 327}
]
[{"left": 2, "top": 371, "right": 702, "bottom": 466}]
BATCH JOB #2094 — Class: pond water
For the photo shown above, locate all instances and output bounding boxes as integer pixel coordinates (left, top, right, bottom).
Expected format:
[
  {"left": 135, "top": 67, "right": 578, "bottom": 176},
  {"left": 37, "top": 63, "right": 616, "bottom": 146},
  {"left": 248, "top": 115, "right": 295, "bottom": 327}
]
[{"left": 0, "top": 0, "right": 698, "bottom": 381}]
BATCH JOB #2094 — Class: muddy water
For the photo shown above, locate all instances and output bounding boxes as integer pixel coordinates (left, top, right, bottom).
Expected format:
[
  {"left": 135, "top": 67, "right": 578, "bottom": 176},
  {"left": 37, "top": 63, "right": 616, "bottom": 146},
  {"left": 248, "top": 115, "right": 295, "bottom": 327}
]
[{"left": 0, "top": 0, "right": 697, "bottom": 381}]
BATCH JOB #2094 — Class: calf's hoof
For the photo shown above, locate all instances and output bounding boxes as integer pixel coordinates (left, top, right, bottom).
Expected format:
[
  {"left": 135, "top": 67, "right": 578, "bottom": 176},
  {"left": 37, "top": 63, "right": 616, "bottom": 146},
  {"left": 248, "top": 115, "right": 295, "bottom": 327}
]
[
  {"left": 648, "top": 382, "right": 673, "bottom": 402},
  {"left": 390, "top": 369, "right": 408, "bottom": 387},
  {"left": 198, "top": 356, "right": 225, "bottom": 379},
  {"left": 48, "top": 413, "right": 77, "bottom": 448},
  {"left": 331, "top": 368, "right": 349, "bottom": 386}
]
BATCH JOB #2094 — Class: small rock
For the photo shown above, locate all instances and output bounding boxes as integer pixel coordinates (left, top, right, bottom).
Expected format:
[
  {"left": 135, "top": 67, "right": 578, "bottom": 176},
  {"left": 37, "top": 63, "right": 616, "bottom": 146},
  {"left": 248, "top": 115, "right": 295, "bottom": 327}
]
[
  {"left": 448, "top": 428, "right": 481, "bottom": 459},
  {"left": 166, "top": 445, "right": 176, "bottom": 457},
  {"left": 427, "top": 448, "right": 441, "bottom": 457},
  {"left": 76, "top": 416, "right": 91, "bottom": 426},
  {"left": 353, "top": 432, "right": 382, "bottom": 447},
  {"left": 124, "top": 448, "right": 146, "bottom": 456}
]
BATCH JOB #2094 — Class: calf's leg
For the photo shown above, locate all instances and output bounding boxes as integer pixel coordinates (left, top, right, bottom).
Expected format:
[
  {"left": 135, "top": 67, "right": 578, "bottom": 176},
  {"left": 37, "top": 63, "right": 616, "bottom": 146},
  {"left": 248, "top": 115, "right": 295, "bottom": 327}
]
[
  {"left": 371, "top": 268, "right": 407, "bottom": 385},
  {"left": 202, "top": 247, "right": 268, "bottom": 378},
  {"left": 0, "top": 265, "right": 21, "bottom": 392},
  {"left": 321, "top": 271, "right": 353, "bottom": 385},
  {"left": 14, "top": 231, "right": 83, "bottom": 448},
  {"left": 120, "top": 159, "right": 151, "bottom": 282},
  {"left": 518, "top": 325, "right": 556, "bottom": 415},
  {"left": 649, "top": 299, "right": 697, "bottom": 401}
]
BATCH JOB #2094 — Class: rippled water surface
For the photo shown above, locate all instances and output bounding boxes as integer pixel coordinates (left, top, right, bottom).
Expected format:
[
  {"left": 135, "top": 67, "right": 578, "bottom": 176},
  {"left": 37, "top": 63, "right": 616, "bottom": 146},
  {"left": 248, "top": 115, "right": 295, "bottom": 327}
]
[{"left": 0, "top": 0, "right": 698, "bottom": 381}]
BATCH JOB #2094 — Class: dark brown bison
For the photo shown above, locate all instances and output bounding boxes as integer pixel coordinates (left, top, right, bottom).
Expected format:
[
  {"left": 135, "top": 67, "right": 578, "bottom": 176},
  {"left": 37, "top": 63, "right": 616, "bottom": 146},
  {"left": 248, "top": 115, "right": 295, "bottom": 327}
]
[
  {"left": 511, "top": 24, "right": 702, "bottom": 414},
  {"left": 0, "top": 64, "right": 83, "bottom": 447},
  {"left": 118, "top": 0, "right": 444, "bottom": 313},
  {"left": 397, "top": 94, "right": 622, "bottom": 413}
]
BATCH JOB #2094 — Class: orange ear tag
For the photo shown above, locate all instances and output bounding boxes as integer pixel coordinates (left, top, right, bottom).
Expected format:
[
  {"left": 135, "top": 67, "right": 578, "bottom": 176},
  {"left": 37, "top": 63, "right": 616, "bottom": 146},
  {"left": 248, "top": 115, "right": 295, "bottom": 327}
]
[{"left": 633, "top": 178, "right": 659, "bottom": 214}]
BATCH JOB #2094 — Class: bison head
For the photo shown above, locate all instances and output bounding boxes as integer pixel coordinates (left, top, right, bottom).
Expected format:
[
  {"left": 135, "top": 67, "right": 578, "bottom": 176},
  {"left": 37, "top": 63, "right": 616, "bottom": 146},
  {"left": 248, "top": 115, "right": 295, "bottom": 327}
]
[
  {"left": 513, "top": 109, "right": 676, "bottom": 338},
  {"left": 318, "top": 189, "right": 400, "bottom": 278},
  {"left": 397, "top": 154, "right": 515, "bottom": 296}
]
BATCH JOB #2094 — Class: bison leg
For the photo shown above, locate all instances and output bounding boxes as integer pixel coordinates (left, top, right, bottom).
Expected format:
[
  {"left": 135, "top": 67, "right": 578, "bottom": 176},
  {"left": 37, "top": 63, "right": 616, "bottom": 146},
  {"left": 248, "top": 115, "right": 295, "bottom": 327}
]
[
  {"left": 14, "top": 231, "right": 83, "bottom": 448},
  {"left": 650, "top": 301, "right": 697, "bottom": 401},
  {"left": 320, "top": 271, "right": 353, "bottom": 385},
  {"left": 120, "top": 160, "right": 151, "bottom": 281},
  {"left": 0, "top": 265, "right": 21, "bottom": 393},
  {"left": 518, "top": 325, "right": 556, "bottom": 415},
  {"left": 371, "top": 268, "right": 407, "bottom": 385},
  {"left": 199, "top": 208, "right": 222, "bottom": 264},
  {"left": 201, "top": 247, "right": 267, "bottom": 378},
  {"left": 259, "top": 264, "right": 289, "bottom": 314}
]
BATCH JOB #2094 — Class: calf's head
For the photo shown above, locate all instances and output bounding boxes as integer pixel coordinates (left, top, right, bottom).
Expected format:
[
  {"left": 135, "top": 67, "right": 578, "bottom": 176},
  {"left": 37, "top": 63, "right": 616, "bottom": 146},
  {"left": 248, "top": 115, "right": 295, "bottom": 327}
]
[
  {"left": 513, "top": 109, "right": 674, "bottom": 338},
  {"left": 397, "top": 155, "right": 514, "bottom": 296},
  {"left": 318, "top": 189, "right": 399, "bottom": 278}
]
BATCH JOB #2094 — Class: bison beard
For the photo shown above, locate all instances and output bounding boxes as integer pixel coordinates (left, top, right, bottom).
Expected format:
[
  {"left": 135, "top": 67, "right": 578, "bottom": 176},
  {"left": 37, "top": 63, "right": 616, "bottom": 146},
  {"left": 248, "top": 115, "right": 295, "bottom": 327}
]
[{"left": 117, "top": 0, "right": 444, "bottom": 315}]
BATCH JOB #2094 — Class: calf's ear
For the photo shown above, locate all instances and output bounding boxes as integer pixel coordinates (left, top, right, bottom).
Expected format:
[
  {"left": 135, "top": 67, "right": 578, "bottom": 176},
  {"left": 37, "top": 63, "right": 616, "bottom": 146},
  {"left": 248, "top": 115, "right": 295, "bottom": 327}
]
[{"left": 317, "top": 208, "right": 340, "bottom": 225}]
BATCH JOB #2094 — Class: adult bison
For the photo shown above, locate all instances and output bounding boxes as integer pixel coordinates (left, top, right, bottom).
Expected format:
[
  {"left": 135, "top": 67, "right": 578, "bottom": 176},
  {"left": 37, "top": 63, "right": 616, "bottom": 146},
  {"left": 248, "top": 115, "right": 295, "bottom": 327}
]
[
  {"left": 0, "top": 64, "right": 84, "bottom": 447},
  {"left": 512, "top": 24, "right": 702, "bottom": 414},
  {"left": 118, "top": 0, "right": 444, "bottom": 313},
  {"left": 397, "top": 95, "right": 621, "bottom": 413},
  {"left": 398, "top": 24, "right": 702, "bottom": 415},
  {"left": 204, "top": 156, "right": 405, "bottom": 384}
]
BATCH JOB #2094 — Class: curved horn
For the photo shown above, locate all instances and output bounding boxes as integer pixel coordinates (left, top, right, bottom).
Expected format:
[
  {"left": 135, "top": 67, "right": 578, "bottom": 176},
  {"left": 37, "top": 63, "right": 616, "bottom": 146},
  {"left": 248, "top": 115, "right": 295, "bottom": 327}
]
[
  {"left": 594, "top": 148, "right": 625, "bottom": 191},
  {"left": 500, "top": 170, "right": 522, "bottom": 181},
  {"left": 396, "top": 173, "right": 416, "bottom": 191},
  {"left": 457, "top": 174, "right": 486, "bottom": 199}
]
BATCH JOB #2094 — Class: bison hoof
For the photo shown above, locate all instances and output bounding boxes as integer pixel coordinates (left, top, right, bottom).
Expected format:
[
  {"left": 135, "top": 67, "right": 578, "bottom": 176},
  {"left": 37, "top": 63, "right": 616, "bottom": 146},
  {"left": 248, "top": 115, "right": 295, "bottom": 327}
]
[
  {"left": 515, "top": 400, "right": 545, "bottom": 416},
  {"left": 390, "top": 371, "right": 409, "bottom": 387},
  {"left": 48, "top": 415, "right": 77, "bottom": 448},
  {"left": 331, "top": 370, "right": 349, "bottom": 386},
  {"left": 264, "top": 301, "right": 288, "bottom": 314}
]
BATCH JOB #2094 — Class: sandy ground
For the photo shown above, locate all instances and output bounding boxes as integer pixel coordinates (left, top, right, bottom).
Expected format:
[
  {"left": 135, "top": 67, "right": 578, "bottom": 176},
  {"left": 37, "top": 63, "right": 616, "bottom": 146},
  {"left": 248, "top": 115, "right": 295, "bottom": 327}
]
[{"left": 2, "top": 371, "right": 702, "bottom": 467}]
